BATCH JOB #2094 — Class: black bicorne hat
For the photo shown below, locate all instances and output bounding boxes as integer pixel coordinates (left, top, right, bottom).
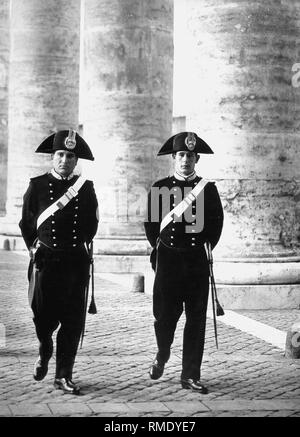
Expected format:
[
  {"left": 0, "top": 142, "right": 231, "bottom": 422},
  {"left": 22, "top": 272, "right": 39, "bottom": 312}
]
[
  {"left": 157, "top": 132, "right": 213, "bottom": 156},
  {"left": 35, "top": 129, "right": 94, "bottom": 161}
]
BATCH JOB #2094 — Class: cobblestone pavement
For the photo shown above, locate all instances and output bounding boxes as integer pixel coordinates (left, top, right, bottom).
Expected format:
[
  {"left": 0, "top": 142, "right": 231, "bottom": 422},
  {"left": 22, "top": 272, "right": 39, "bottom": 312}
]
[{"left": 0, "top": 251, "right": 300, "bottom": 418}]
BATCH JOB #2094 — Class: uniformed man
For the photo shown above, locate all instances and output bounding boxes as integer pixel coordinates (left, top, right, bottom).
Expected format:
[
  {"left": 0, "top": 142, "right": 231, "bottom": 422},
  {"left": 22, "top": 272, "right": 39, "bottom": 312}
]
[
  {"left": 19, "top": 129, "right": 99, "bottom": 394},
  {"left": 144, "top": 131, "right": 223, "bottom": 393}
]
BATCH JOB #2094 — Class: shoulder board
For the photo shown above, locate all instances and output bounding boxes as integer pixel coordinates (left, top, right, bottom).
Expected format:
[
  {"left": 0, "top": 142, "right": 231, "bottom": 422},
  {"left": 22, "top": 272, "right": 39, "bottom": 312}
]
[
  {"left": 152, "top": 176, "right": 173, "bottom": 187},
  {"left": 30, "top": 173, "right": 49, "bottom": 183}
]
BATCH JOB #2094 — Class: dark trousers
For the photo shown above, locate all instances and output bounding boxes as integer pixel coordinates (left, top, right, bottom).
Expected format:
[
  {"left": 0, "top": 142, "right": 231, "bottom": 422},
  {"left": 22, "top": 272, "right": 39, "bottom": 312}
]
[
  {"left": 30, "top": 247, "right": 90, "bottom": 379},
  {"left": 153, "top": 242, "right": 209, "bottom": 380}
]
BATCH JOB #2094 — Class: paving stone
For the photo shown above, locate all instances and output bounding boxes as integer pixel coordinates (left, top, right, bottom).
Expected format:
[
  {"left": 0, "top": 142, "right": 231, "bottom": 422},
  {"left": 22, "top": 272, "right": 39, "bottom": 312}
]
[
  {"left": 89, "top": 402, "right": 130, "bottom": 413},
  {"left": 163, "top": 401, "right": 210, "bottom": 413},
  {"left": 9, "top": 403, "right": 52, "bottom": 416},
  {"left": 127, "top": 402, "right": 170, "bottom": 413},
  {"left": 48, "top": 402, "right": 92, "bottom": 415},
  {"left": 0, "top": 251, "right": 300, "bottom": 417},
  {"left": 0, "top": 404, "right": 12, "bottom": 416}
]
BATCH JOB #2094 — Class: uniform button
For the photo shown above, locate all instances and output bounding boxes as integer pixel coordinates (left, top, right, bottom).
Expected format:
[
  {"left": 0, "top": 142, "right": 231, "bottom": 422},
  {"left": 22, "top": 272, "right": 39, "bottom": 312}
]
[
  {"left": 75, "top": 198, "right": 79, "bottom": 202},
  {"left": 52, "top": 236, "right": 56, "bottom": 239},
  {"left": 172, "top": 203, "right": 175, "bottom": 207},
  {"left": 73, "top": 236, "right": 77, "bottom": 239},
  {"left": 50, "top": 197, "right": 54, "bottom": 200},
  {"left": 173, "top": 181, "right": 176, "bottom": 184},
  {"left": 73, "top": 229, "right": 76, "bottom": 233},
  {"left": 170, "top": 243, "right": 174, "bottom": 246},
  {"left": 174, "top": 195, "right": 177, "bottom": 199},
  {"left": 53, "top": 243, "right": 57, "bottom": 247},
  {"left": 52, "top": 229, "right": 55, "bottom": 232},
  {"left": 192, "top": 229, "right": 195, "bottom": 233},
  {"left": 73, "top": 221, "right": 77, "bottom": 224},
  {"left": 74, "top": 214, "right": 78, "bottom": 217},
  {"left": 73, "top": 244, "right": 76, "bottom": 247},
  {"left": 49, "top": 183, "right": 52, "bottom": 186},
  {"left": 171, "top": 236, "right": 174, "bottom": 239},
  {"left": 75, "top": 206, "right": 79, "bottom": 210},
  {"left": 192, "top": 237, "right": 195, "bottom": 240},
  {"left": 191, "top": 243, "right": 195, "bottom": 246},
  {"left": 172, "top": 228, "right": 175, "bottom": 231},
  {"left": 49, "top": 190, "right": 53, "bottom": 193},
  {"left": 192, "top": 222, "right": 196, "bottom": 226},
  {"left": 51, "top": 221, "right": 55, "bottom": 224},
  {"left": 174, "top": 188, "right": 177, "bottom": 192}
]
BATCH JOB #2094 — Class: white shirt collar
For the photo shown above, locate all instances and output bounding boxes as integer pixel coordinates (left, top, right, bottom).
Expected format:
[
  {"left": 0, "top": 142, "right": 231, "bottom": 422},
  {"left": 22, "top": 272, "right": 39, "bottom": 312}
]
[
  {"left": 174, "top": 170, "right": 197, "bottom": 182},
  {"left": 50, "top": 169, "right": 74, "bottom": 180}
]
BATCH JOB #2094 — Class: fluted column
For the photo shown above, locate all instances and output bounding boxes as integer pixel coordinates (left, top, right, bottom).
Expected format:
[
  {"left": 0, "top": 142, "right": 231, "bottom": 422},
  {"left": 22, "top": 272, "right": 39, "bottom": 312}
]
[
  {"left": 3, "top": 0, "right": 81, "bottom": 232},
  {"left": 0, "top": 0, "right": 9, "bottom": 215},
  {"left": 82, "top": 0, "right": 174, "bottom": 254},
  {"left": 178, "top": 0, "right": 300, "bottom": 308}
]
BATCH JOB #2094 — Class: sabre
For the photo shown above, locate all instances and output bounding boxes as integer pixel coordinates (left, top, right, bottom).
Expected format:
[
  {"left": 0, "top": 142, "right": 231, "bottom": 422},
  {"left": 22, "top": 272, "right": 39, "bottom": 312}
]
[
  {"left": 80, "top": 241, "right": 97, "bottom": 348},
  {"left": 205, "top": 241, "right": 224, "bottom": 349}
]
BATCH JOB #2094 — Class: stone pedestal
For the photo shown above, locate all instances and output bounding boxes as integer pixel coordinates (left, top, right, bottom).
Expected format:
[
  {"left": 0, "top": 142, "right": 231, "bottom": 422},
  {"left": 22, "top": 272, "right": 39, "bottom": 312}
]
[
  {"left": 0, "top": 0, "right": 9, "bottom": 215},
  {"left": 82, "top": 0, "right": 174, "bottom": 254},
  {"left": 174, "top": 0, "right": 300, "bottom": 305},
  {"left": 2, "top": 0, "right": 81, "bottom": 233}
]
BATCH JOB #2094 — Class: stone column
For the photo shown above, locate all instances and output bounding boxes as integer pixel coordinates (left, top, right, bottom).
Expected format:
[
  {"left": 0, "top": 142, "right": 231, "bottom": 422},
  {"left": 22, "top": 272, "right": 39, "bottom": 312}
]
[
  {"left": 179, "top": 0, "right": 300, "bottom": 308},
  {"left": 2, "top": 0, "right": 81, "bottom": 235},
  {"left": 82, "top": 0, "right": 174, "bottom": 260},
  {"left": 0, "top": 0, "right": 9, "bottom": 215}
]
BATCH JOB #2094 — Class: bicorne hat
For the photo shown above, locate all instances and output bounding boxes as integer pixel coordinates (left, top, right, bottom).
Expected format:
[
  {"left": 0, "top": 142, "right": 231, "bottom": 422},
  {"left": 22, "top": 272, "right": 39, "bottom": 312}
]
[
  {"left": 35, "top": 129, "right": 94, "bottom": 161},
  {"left": 157, "top": 132, "right": 213, "bottom": 156}
]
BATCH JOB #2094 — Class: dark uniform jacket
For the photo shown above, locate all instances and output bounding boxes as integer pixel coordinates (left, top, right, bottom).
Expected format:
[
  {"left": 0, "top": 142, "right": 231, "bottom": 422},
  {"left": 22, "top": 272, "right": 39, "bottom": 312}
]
[
  {"left": 144, "top": 175, "right": 223, "bottom": 265},
  {"left": 19, "top": 172, "right": 98, "bottom": 251}
]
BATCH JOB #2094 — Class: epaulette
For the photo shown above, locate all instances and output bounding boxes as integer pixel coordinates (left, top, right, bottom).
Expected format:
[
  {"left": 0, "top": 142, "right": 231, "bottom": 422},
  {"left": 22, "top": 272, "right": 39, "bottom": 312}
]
[
  {"left": 152, "top": 176, "right": 173, "bottom": 187},
  {"left": 30, "top": 173, "right": 49, "bottom": 183}
]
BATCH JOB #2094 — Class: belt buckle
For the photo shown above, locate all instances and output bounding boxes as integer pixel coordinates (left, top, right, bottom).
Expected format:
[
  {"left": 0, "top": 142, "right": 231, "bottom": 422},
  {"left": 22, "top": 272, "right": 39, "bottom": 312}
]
[{"left": 67, "top": 186, "right": 77, "bottom": 198}]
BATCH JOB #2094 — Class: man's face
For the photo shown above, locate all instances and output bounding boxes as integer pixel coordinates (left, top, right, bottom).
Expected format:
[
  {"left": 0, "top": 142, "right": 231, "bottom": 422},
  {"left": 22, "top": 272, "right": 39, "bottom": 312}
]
[
  {"left": 173, "top": 151, "right": 199, "bottom": 176},
  {"left": 52, "top": 150, "right": 78, "bottom": 177}
]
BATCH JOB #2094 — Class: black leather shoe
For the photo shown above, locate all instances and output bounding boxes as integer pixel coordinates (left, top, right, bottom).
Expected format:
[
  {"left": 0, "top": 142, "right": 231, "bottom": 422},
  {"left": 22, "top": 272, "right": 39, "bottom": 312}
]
[
  {"left": 181, "top": 379, "right": 208, "bottom": 394},
  {"left": 54, "top": 378, "right": 80, "bottom": 394},
  {"left": 33, "top": 356, "right": 49, "bottom": 381},
  {"left": 149, "top": 359, "right": 165, "bottom": 380}
]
